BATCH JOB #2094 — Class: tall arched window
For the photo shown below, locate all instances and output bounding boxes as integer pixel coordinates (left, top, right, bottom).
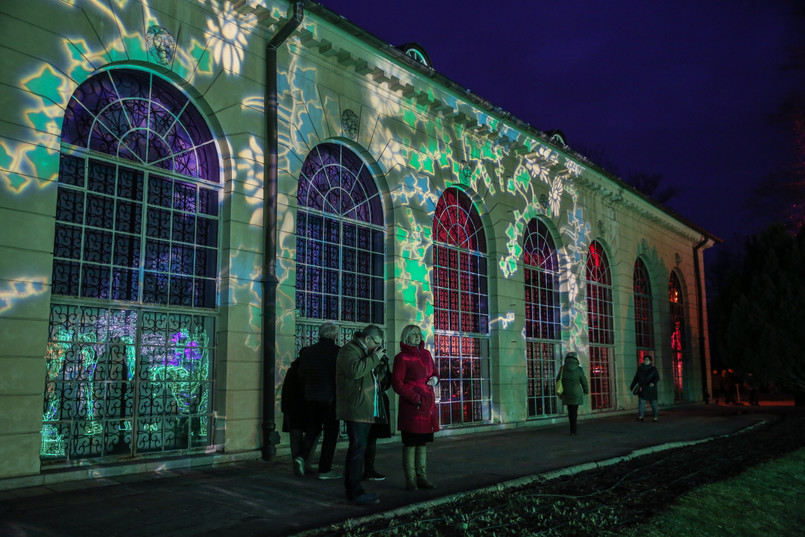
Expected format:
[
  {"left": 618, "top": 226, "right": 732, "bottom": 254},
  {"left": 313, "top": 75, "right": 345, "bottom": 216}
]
[
  {"left": 523, "top": 219, "right": 561, "bottom": 417},
  {"left": 633, "top": 258, "right": 655, "bottom": 364},
  {"left": 43, "top": 70, "right": 220, "bottom": 463},
  {"left": 669, "top": 271, "right": 686, "bottom": 401},
  {"left": 433, "top": 187, "right": 490, "bottom": 425},
  {"left": 586, "top": 240, "right": 614, "bottom": 410},
  {"left": 295, "top": 143, "right": 384, "bottom": 347}
]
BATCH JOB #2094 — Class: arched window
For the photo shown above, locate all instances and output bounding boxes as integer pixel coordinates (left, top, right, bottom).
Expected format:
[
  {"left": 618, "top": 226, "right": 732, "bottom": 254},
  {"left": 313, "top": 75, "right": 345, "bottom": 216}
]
[
  {"left": 523, "top": 219, "right": 561, "bottom": 417},
  {"left": 633, "top": 258, "right": 655, "bottom": 364},
  {"left": 669, "top": 271, "right": 686, "bottom": 401},
  {"left": 43, "top": 70, "right": 220, "bottom": 463},
  {"left": 432, "top": 187, "right": 490, "bottom": 425},
  {"left": 586, "top": 240, "right": 614, "bottom": 410},
  {"left": 295, "top": 143, "right": 384, "bottom": 347}
]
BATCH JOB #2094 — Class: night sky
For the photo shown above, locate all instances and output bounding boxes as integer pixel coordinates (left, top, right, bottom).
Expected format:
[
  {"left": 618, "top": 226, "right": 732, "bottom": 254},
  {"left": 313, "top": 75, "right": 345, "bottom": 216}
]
[{"left": 317, "top": 0, "right": 805, "bottom": 246}]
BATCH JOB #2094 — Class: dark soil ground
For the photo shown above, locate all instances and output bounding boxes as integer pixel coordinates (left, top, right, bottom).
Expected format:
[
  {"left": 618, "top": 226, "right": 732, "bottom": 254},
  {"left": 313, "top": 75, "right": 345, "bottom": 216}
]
[{"left": 310, "top": 407, "right": 805, "bottom": 537}]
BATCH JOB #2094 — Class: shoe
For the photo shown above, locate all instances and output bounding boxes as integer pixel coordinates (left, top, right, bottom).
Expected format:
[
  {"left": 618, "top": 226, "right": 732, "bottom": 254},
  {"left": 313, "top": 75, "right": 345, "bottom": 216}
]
[
  {"left": 363, "top": 470, "right": 386, "bottom": 481},
  {"left": 352, "top": 493, "right": 380, "bottom": 506},
  {"left": 317, "top": 470, "right": 342, "bottom": 480},
  {"left": 293, "top": 456, "right": 305, "bottom": 477},
  {"left": 637, "top": 417, "right": 644, "bottom": 422},
  {"left": 653, "top": 417, "right": 658, "bottom": 422}
]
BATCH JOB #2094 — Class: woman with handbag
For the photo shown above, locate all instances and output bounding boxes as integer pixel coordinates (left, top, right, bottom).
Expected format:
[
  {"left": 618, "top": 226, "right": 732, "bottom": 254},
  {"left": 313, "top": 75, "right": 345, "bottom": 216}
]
[
  {"left": 630, "top": 355, "right": 660, "bottom": 421},
  {"left": 391, "top": 325, "right": 439, "bottom": 490},
  {"left": 557, "top": 352, "right": 589, "bottom": 435}
]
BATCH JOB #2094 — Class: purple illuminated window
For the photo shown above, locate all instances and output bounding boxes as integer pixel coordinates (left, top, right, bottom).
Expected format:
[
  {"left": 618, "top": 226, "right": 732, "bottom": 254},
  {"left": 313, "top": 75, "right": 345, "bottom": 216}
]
[
  {"left": 433, "top": 188, "right": 490, "bottom": 426},
  {"left": 669, "top": 271, "right": 685, "bottom": 401},
  {"left": 633, "top": 258, "right": 655, "bottom": 364},
  {"left": 295, "top": 143, "right": 384, "bottom": 326},
  {"left": 523, "top": 219, "right": 561, "bottom": 417},
  {"left": 587, "top": 241, "right": 614, "bottom": 410}
]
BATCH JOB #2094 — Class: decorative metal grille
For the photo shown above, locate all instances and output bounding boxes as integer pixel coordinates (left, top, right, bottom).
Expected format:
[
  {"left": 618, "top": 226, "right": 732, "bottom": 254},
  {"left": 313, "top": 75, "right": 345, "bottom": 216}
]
[
  {"left": 633, "top": 258, "right": 655, "bottom": 364},
  {"left": 669, "top": 271, "right": 685, "bottom": 401},
  {"left": 42, "top": 305, "right": 214, "bottom": 461},
  {"left": 295, "top": 143, "right": 384, "bottom": 328},
  {"left": 43, "top": 69, "right": 219, "bottom": 462},
  {"left": 523, "top": 219, "right": 561, "bottom": 417},
  {"left": 586, "top": 241, "right": 614, "bottom": 410},
  {"left": 433, "top": 188, "right": 490, "bottom": 426}
]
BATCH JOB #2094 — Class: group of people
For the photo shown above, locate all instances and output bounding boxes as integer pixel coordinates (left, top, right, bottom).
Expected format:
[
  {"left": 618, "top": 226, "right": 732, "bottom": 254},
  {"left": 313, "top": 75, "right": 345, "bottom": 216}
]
[
  {"left": 281, "top": 323, "right": 440, "bottom": 506},
  {"left": 556, "top": 352, "right": 660, "bottom": 434}
]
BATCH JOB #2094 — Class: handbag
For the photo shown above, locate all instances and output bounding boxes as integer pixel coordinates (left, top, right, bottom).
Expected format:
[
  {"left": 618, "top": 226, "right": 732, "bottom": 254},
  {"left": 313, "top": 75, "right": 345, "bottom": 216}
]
[{"left": 556, "top": 366, "right": 564, "bottom": 397}]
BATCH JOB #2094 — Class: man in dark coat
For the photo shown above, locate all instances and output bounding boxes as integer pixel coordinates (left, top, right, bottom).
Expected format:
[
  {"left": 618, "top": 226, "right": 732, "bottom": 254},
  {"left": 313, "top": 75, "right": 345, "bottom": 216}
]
[
  {"left": 630, "top": 355, "right": 660, "bottom": 421},
  {"left": 297, "top": 321, "right": 341, "bottom": 479},
  {"left": 280, "top": 358, "right": 305, "bottom": 476}
]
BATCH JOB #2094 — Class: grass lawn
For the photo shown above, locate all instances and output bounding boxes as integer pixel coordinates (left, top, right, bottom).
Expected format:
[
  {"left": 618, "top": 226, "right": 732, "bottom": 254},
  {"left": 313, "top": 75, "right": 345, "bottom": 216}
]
[{"left": 615, "top": 447, "right": 805, "bottom": 537}]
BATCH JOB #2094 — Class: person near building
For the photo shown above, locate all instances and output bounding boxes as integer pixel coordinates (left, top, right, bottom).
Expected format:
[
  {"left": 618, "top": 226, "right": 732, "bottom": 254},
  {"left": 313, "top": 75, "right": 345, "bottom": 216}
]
[
  {"left": 391, "top": 324, "right": 440, "bottom": 491},
  {"left": 296, "top": 321, "right": 341, "bottom": 479},
  {"left": 363, "top": 354, "right": 391, "bottom": 481},
  {"left": 557, "top": 352, "right": 589, "bottom": 435},
  {"left": 335, "top": 324, "right": 387, "bottom": 506},
  {"left": 280, "top": 357, "right": 306, "bottom": 476},
  {"left": 630, "top": 355, "right": 660, "bottom": 421}
]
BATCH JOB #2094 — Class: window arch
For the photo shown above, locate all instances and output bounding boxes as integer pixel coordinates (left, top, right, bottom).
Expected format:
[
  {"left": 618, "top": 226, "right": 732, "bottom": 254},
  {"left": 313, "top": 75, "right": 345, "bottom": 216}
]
[
  {"left": 669, "top": 271, "right": 686, "bottom": 401},
  {"left": 523, "top": 218, "right": 561, "bottom": 417},
  {"left": 432, "top": 187, "right": 490, "bottom": 426},
  {"left": 633, "top": 258, "right": 655, "bottom": 364},
  {"left": 586, "top": 240, "right": 614, "bottom": 410},
  {"left": 43, "top": 70, "right": 219, "bottom": 463},
  {"left": 295, "top": 143, "right": 384, "bottom": 346}
]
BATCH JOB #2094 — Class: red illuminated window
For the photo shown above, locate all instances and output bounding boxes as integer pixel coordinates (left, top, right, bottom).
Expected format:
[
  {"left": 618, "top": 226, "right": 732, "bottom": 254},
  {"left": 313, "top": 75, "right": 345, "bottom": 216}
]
[
  {"left": 586, "top": 241, "right": 614, "bottom": 410},
  {"left": 669, "top": 271, "right": 685, "bottom": 401},
  {"left": 433, "top": 188, "right": 490, "bottom": 426},
  {"left": 633, "top": 258, "right": 655, "bottom": 364},
  {"left": 523, "top": 219, "right": 561, "bottom": 417}
]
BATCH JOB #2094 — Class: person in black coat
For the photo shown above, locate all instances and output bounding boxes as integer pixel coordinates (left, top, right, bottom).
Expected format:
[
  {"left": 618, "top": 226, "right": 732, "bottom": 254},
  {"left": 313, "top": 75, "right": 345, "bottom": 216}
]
[
  {"left": 363, "top": 354, "right": 391, "bottom": 481},
  {"left": 280, "top": 358, "right": 306, "bottom": 475},
  {"left": 297, "top": 321, "right": 342, "bottom": 479},
  {"left": 630, "top": 355, "right": 660, "bottom": 421}
]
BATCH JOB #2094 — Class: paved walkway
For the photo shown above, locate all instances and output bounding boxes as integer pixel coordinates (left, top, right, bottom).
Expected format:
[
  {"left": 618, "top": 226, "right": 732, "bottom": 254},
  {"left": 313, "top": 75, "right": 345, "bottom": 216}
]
[{"left": 0, "top": 404, "right": 788, "bottom": 537}]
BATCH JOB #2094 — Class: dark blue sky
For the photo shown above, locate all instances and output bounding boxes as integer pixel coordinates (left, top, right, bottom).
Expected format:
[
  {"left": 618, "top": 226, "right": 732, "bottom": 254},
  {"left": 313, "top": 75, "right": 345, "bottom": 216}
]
[{"left": 318, "top": 0, "right": 805, "bottom": 244}]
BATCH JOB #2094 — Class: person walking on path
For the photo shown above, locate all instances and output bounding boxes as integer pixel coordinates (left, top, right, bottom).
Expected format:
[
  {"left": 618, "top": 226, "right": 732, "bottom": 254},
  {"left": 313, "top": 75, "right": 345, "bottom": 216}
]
[
  {"left": 557, "top": 352, "right": 589, "bottom": 435},
  {"left": 280, "top": 357, "right": 306, "bottom": 476},
  {"left": 336, "top": 325, "right": 387, "bottom": 506},
  {"left": 630, "top": 355, "right": 660, "bottom": 421},
  {"left": 297, "top": 321, "right": 341, "bottom": 480},
  {"left": 391, "top": 325, "right": 440, "bottom": 491}
]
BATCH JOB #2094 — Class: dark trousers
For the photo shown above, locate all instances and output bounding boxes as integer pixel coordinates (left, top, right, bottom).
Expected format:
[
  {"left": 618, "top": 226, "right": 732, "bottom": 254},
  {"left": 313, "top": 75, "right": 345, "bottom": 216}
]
[
  {"left": 567, "top": 404, "right": 579, "bottom": 434},
  {"left": 344, "top": 421, "right": 371, "bottom": 500},
  {"left": 301, "top": 401, "right": 339, "bottom": 473}
]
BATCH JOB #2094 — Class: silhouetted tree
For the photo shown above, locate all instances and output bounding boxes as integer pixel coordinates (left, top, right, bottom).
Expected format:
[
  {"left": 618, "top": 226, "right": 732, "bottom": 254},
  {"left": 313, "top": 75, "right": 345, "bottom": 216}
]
[
  {"left": 709, "top": 224, "right": 805, "bottom": 403},
  {"left": 623, "top": 172, "right": 678, "bottom": 205}
]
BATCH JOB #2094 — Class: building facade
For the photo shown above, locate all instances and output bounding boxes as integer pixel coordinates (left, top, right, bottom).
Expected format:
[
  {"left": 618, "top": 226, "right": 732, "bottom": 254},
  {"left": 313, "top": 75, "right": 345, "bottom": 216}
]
[{"left": 0, "top": 0, "right": 716, "bottom": 486}]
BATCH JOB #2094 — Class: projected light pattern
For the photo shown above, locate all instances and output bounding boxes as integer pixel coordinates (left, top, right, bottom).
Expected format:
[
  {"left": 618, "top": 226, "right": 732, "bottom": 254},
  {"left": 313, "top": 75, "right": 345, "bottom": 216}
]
[
  {"left": 634, "top": 258, "right": 655, "bottom": 364},
  {"left": 524, "top": 219, "right": 561, "bottom": 417},
  {"left": 669, "top": 272, "right": 685, "bottom": 401},
  {"left": 433, "top": 188, "right": 491, "bottom": 425},
  {"left": 587, "top": 241, "right": 614, "bottom": 410}
]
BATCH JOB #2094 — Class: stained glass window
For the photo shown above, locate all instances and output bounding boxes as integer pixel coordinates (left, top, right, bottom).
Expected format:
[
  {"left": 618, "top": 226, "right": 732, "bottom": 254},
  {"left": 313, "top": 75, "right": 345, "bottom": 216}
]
[
  {"left": 633, "top": 258, "right": 655, "bottom": 364},
  {"left": 295, "top": 143, "right": 384, "bottom": 334},
  {"left": 43, "top": 70, "right": 218, "bottom": 463},
  {"left": 523, "top": 219, "right": 561, "bottom": 417},
  {"left": 669, "top": 271, "right": 685, "bottom": 401},
  {"left": 433, "top": 188, "right": 490, "bottom": 426},
  {"left": 586, "top": 241, "right": 614, "bottom": 410}
]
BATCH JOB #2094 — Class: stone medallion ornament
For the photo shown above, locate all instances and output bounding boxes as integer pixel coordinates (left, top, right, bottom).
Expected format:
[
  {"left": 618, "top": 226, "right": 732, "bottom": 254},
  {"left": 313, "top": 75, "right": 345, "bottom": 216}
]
[
  {"left": 341, "top": 109, "right": 359, "bottom": 139},
  {"left": 147, "top": 25, "right": 176, "bottom": 65}
]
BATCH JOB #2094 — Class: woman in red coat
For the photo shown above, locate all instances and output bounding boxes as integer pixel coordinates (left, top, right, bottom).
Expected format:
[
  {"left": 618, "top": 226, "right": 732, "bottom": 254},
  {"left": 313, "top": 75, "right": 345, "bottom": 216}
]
[{"left": 391, "top": 324, "right": 439, "bottom": 490}]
